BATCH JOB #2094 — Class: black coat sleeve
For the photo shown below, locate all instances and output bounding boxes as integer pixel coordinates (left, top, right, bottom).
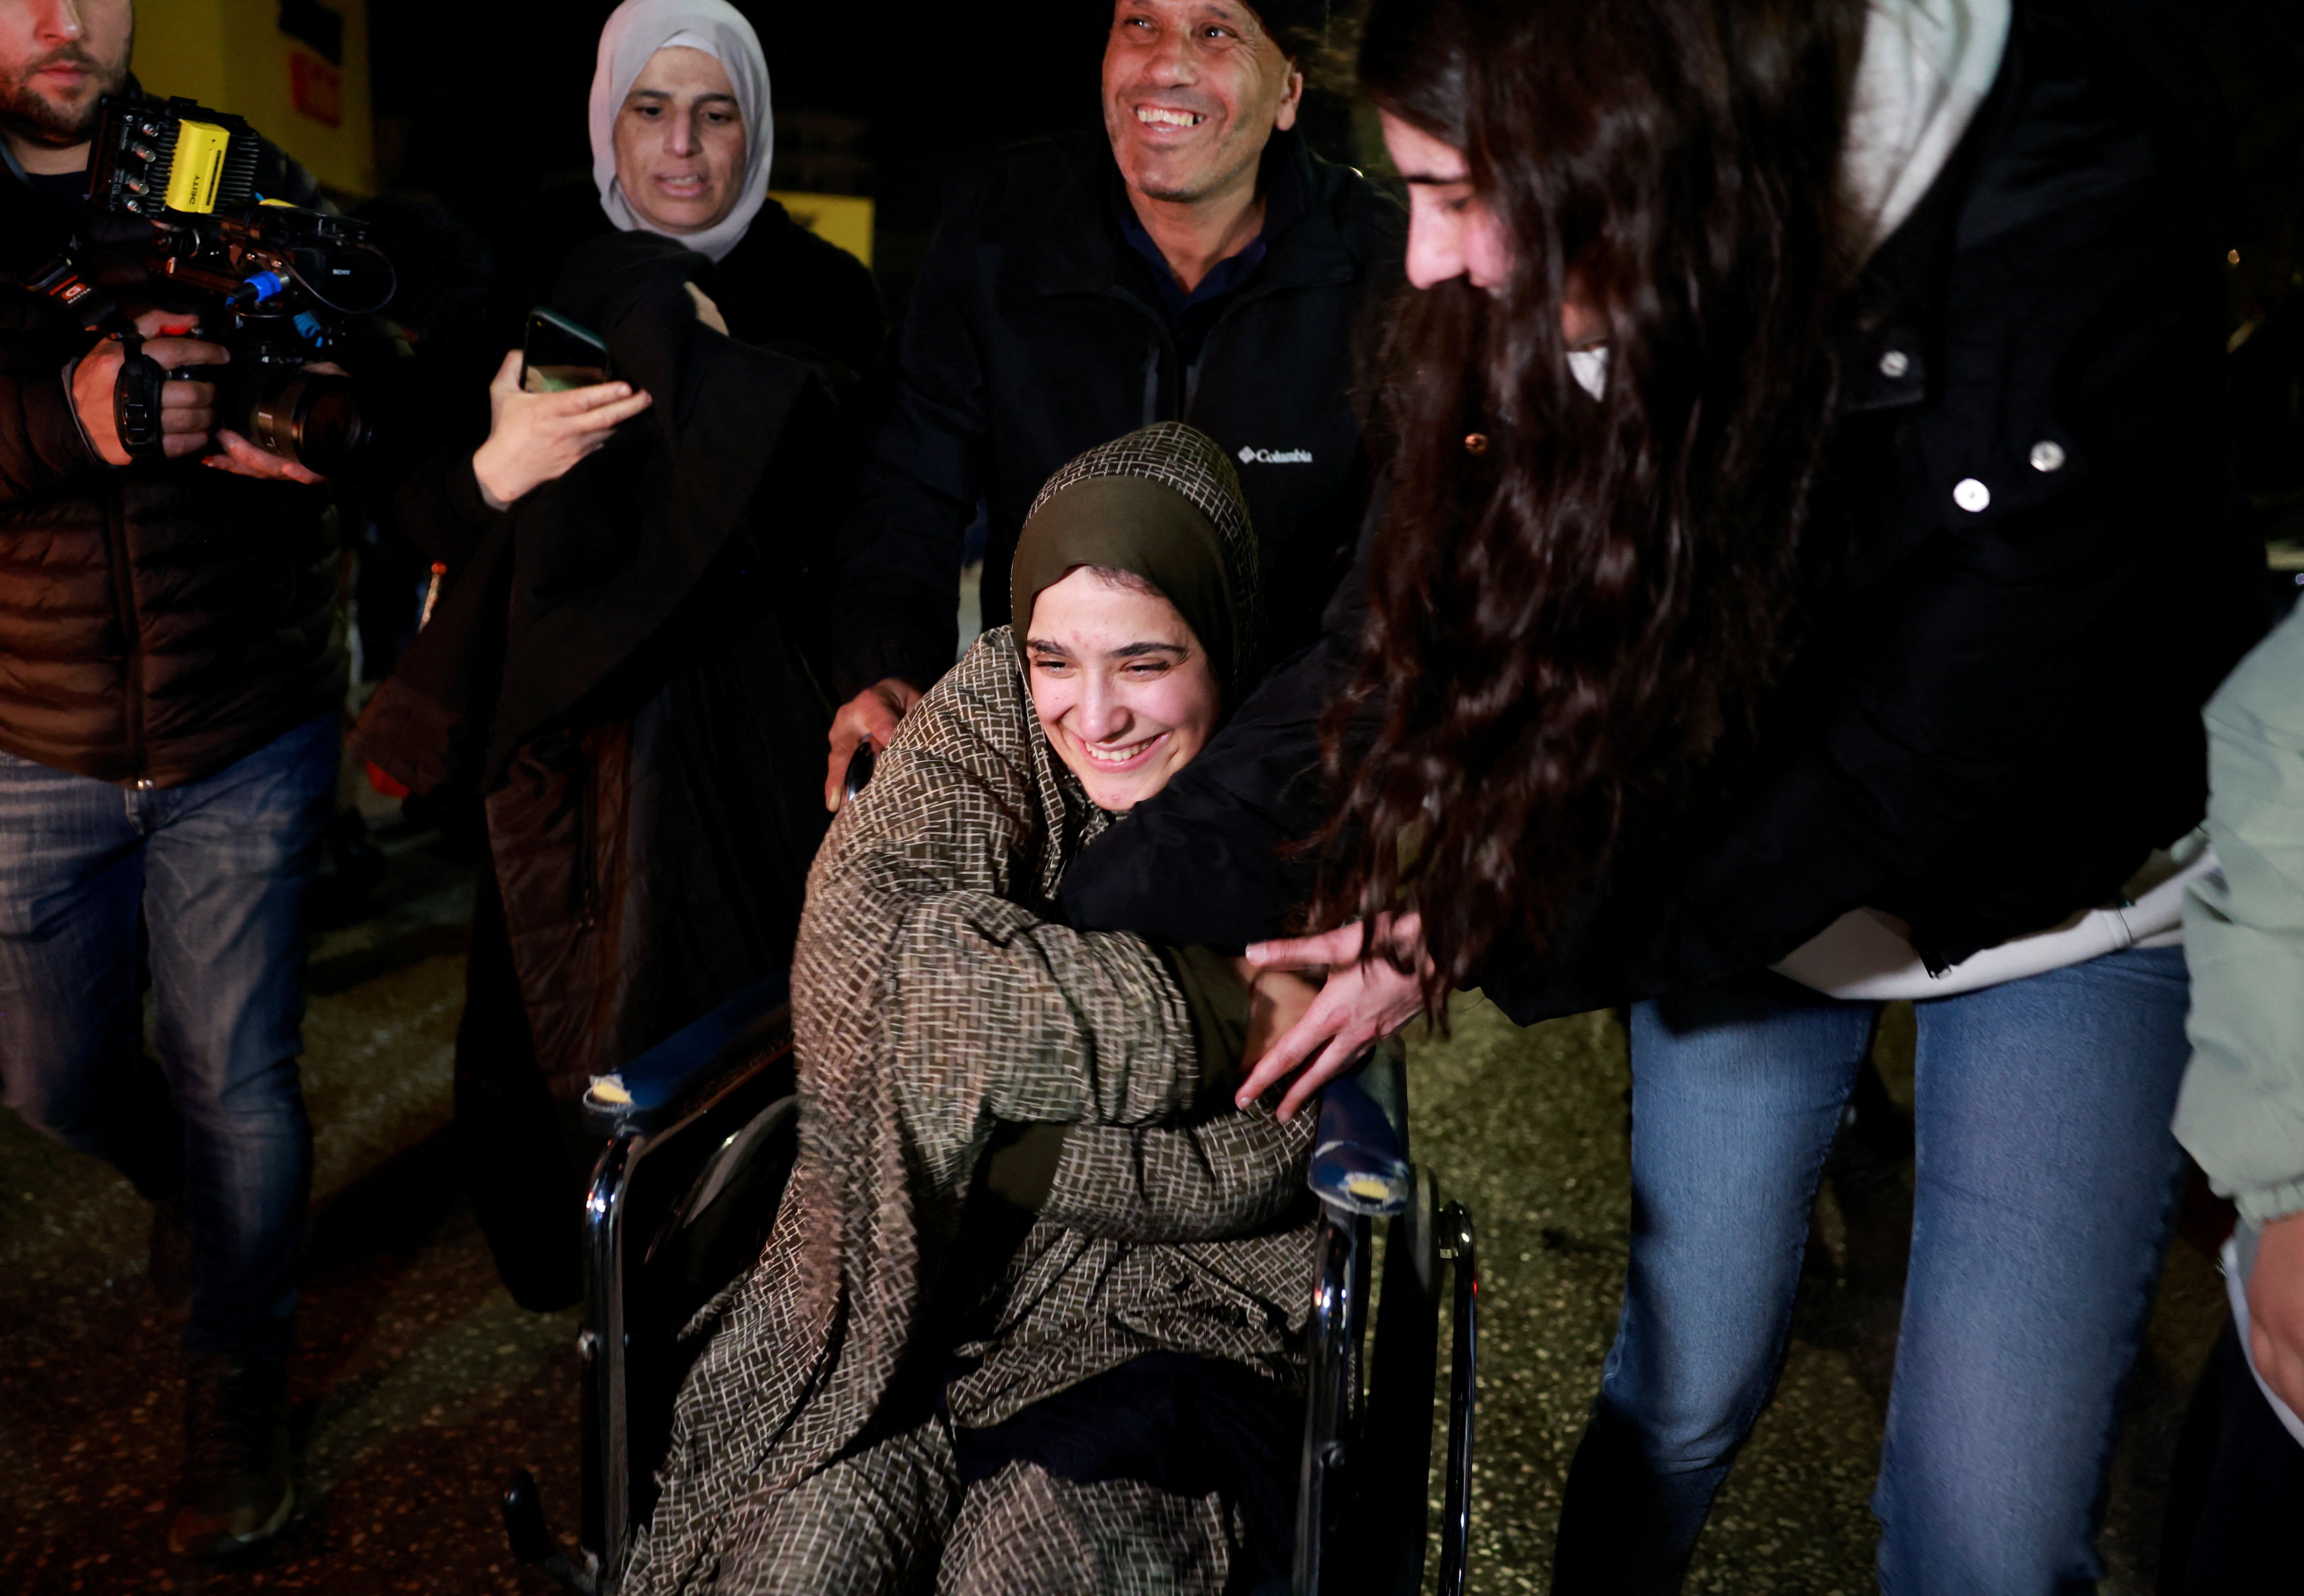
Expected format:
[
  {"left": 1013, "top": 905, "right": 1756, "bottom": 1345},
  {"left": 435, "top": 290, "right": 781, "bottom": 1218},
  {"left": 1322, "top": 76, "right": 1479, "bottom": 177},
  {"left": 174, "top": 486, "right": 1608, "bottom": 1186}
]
[
  {"left": 720, "top": 206, "right": 886, "bottom": 386},
  {"left": 1058, "top": 636, "right": 1341, "bottom": 951},
  {"left": 393, "top": 442, "right": 503, "bottom": 569},
  {"left": 826, "top": 175, "right": 993, "bottom": 703},
  {"left": 779, "top": 229, "right": 884, "bottom": 386},
  {"left": 1058, "top": 504, "right": 1376, "bottom": 950}
]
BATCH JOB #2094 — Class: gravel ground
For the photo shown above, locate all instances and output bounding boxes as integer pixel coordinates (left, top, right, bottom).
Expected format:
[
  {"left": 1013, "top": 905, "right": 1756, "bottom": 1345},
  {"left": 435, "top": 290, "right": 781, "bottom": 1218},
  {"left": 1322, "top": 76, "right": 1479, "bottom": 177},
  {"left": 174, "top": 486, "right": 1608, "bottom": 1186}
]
[
  {"left": 0, "top": 831, "right": 584, "bottom": 1596},
  {"left": 0, "top": 837, "right": 2226, "bottom": 1594},
  {"left": 1403, "top": 994, "right": 2227, "bottom": 1596}
]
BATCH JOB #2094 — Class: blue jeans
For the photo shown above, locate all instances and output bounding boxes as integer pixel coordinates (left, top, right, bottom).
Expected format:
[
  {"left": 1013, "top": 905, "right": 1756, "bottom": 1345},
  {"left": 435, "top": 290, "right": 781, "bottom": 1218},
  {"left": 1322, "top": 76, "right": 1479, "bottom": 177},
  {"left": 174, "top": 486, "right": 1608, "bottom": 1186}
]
[
  {"left": 1551, "top": 948, "right": 2191, "bottom": 1595},
  {"left": 0, "top": 714, "right": 336, "bottom": 1360}
]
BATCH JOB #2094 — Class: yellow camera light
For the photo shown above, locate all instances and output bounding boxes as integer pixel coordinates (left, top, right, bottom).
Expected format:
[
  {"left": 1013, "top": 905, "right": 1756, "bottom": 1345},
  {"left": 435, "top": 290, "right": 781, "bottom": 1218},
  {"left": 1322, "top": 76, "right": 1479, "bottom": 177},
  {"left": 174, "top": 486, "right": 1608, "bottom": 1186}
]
[{"left": 163, "top": 120, "right": 235, "bottom": 214}]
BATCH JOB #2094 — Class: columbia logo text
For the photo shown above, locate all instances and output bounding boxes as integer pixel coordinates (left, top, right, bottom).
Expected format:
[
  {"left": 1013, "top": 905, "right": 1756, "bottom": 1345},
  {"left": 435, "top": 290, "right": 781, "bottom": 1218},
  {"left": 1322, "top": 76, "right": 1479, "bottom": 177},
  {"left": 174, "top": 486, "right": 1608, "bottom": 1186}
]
[{"left": 1236, "top": 446, "right": 1314, "bottom": 465}]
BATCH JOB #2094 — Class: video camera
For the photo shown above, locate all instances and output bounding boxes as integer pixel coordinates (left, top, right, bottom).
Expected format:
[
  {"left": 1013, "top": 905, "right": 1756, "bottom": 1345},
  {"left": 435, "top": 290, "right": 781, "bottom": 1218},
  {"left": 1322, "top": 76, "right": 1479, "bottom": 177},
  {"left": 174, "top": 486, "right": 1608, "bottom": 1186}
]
[{"left": 24, "top": 95, "right": 396, "bottom": 474}]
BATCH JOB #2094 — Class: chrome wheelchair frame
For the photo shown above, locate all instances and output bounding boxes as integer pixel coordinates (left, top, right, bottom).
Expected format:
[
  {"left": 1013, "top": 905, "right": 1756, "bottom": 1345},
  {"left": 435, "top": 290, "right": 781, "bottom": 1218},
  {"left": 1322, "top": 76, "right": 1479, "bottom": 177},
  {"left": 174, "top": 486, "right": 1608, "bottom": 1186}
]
[
  {"left": 1296, "top": 1055, "right": 1479, "bottom": 1596},
  {"left": 501, "top": 985, "right": 1477, "bottom": 1596}
]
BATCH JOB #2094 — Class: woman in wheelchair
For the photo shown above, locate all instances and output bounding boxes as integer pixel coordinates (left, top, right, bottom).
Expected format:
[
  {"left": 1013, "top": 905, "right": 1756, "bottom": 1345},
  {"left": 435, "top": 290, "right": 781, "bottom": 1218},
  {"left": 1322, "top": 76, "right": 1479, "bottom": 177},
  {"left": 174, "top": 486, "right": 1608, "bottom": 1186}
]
[{"left": 626, "top": 423, "right": 1323, "bottom": 1596}]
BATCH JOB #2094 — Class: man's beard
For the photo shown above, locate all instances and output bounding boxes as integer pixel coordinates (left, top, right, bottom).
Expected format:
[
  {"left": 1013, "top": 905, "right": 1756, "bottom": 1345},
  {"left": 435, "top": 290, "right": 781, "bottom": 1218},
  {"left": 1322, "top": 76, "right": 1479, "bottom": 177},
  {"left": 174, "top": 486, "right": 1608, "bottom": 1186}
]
[{"left": 0, "top": 44, "right": 127, "bottom": 149}]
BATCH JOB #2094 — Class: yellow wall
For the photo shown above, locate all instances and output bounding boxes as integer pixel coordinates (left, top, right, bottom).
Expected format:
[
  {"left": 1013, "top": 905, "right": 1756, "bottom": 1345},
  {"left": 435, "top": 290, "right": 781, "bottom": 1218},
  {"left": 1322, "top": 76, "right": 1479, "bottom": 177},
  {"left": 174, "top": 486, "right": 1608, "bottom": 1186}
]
[
  {"left": 767, "top": 191, "right": 874, "bottom": 269},
  {"left": 131, "top": 0, "right": 375, "bottom": 196}
]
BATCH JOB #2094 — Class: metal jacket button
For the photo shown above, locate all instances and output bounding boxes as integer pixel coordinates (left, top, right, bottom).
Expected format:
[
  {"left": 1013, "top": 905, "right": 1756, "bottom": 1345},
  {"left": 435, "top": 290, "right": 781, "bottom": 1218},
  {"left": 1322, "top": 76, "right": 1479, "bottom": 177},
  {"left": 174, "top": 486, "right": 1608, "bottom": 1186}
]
[
  {"left": 1953, "top": 478, "right": 1991, "bottom": 513},
  {"left": 1878, "top": 349, "right": 1911, "bottom": 378},
  {"left": 2029, "top": 440, "right": 2067, "bottom": 473}
]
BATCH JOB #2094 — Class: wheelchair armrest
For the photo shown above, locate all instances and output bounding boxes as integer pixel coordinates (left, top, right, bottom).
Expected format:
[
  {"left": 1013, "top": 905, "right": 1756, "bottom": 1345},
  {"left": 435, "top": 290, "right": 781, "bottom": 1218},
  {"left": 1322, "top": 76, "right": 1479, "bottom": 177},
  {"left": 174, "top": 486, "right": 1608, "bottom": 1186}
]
[
  {"left": 1307, "top": 1041, "right": 1413, "bottom": 1217},
  {"left": 582, "top": 973, "right": 793, "bottom": 1139}
]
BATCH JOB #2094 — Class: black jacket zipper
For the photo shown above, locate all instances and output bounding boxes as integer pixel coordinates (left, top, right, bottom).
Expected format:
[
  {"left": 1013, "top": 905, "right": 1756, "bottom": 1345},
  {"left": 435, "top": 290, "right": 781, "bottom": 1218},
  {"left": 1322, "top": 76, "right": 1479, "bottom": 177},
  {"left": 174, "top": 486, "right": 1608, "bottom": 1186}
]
[{"left": 1108, "top": 258, "right": 1339, "bottom": 430}]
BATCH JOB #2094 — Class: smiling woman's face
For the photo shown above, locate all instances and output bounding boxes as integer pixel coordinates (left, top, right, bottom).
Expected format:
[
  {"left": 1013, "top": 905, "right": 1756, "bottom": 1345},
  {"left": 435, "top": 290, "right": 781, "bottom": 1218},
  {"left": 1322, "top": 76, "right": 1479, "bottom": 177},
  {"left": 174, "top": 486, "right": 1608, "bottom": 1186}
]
[
  {"left": 613, "top": 46, "right": 747, "bottom": 235},
  {"left": 1024, "top": 567, "right": 1223, "bottom": 812}
]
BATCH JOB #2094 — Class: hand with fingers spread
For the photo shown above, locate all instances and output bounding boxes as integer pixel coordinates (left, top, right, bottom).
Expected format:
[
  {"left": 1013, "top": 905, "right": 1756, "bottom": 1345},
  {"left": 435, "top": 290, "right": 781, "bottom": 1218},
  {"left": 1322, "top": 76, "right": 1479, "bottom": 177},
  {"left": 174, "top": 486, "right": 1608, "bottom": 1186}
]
[
  {"left": 1235, "top": 912, "right": 1435, "bottom": 1121},
  {"left": 471, "top": 348, "right": 654, "bottom": 511},
  {"left": 824, "top": 677, "right": 922, "bottom": 811},
  {"left": 203, "top": 428, "right": 330, "bottom": 485},
  {"left": 70, "top": 310, "right": 223, "bottom": 467}
]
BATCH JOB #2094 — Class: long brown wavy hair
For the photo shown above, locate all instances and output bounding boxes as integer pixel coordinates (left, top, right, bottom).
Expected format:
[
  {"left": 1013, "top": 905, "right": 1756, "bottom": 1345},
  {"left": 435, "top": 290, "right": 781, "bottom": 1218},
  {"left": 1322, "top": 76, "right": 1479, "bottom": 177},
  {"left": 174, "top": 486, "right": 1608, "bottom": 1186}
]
[{"left": 1317, "top": 0, "right": 1865, "bottom": 994}]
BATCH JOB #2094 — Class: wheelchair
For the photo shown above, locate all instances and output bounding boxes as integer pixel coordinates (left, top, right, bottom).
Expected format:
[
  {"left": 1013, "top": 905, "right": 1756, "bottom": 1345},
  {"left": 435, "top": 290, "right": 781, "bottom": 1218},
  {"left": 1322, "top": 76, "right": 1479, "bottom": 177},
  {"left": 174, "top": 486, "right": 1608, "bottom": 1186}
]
[{"left": 500, "top": 978, "right": 1479, "bottom": 1596}]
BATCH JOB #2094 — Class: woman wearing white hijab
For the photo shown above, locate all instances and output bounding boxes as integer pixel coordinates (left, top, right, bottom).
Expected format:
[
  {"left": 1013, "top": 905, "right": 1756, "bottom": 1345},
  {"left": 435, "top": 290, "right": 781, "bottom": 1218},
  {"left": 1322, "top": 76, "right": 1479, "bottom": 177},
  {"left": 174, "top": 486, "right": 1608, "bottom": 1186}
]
[
  {"left": 366, "top": 0, "right": 877, "bottom": 1313},
  {"left": 591, "top": 0, "right": 777, "bottom": 261},
  {"left": 570, "top": 0, "right": 879, "bottom": 362},
  {"left": 478, "top": 0, "right": 879, "bottom": 509}
]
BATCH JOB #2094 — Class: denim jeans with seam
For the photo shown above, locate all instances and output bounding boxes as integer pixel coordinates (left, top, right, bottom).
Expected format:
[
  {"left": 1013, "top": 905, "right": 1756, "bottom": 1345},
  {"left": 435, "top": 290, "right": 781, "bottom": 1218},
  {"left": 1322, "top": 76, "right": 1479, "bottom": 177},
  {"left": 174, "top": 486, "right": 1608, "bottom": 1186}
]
[
  {"left": 1550, "top": 946, "right": 2192, "bottom": 1596},
  {"left": 0, "top": 712, "right": 335, "bottom": 1361}
]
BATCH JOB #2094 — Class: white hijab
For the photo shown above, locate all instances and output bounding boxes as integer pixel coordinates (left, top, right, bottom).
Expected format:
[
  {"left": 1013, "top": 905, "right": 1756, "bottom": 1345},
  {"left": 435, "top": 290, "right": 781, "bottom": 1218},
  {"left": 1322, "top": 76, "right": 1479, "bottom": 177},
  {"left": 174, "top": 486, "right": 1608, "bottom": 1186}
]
[{"left": 588, "top": 0, "right": 775, "bottom": 262}]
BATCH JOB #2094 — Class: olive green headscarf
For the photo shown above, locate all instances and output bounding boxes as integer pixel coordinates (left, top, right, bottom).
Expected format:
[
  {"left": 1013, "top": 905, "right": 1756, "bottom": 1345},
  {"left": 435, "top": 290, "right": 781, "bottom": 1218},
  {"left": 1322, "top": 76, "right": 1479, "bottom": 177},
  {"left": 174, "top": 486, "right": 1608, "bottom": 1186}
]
[{"left": 1010, "top": 423, "right": 1263, "bottom": 696}]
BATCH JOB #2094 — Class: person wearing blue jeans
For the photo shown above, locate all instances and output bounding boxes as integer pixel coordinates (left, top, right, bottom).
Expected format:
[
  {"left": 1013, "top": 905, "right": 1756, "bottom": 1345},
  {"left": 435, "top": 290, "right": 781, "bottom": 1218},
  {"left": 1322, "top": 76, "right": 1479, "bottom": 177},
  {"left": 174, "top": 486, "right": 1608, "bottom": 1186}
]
[
  {"left": 0, "top": 712, "right": 336, "bottom": 1369},
  {"left": 0, "top": 712, "right": 339, "bottom": 1552},
  {"left": 1, "top": 0, "right": 348, "bottom": 1554},
  {"left": 1549, "top": 949, "right": 2193, "bottom": 1591}
]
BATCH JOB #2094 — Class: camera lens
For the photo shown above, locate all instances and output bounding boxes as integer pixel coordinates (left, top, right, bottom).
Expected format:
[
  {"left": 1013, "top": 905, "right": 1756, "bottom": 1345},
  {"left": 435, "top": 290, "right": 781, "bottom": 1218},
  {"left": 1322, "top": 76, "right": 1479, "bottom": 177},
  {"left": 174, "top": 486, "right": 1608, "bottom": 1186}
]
[{"left": 243, "top": 370, "right": 368, "bottom": 476}]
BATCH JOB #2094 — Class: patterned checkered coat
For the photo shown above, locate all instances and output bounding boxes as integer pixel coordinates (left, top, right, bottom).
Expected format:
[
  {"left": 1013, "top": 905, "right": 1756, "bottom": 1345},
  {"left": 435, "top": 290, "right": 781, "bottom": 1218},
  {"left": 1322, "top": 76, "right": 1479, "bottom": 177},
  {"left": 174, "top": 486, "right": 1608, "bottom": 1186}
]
[{"left": 626, "top": 594, "right": 1315, "bottom": 1591}]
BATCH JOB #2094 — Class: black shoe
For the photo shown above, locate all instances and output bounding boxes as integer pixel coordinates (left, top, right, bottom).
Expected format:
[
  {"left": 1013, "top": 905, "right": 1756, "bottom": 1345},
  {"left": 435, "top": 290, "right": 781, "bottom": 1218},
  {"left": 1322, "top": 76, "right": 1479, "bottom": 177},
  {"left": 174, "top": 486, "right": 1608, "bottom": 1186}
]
[
  {"left": 148, "top": 1196, "right": 194, "bottom": 1312},
  {"left": 170, "top": 1352, "right": 294, "bottom": 1558},
  {"left": 309, "top": 807, "right": 386, "bottom": 930}
]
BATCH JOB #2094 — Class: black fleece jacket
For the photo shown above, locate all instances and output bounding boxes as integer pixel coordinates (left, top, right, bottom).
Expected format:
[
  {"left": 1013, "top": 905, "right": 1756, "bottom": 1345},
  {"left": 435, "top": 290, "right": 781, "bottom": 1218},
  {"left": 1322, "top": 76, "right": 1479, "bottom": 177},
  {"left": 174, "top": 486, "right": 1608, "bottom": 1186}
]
[
  {"left": 1060, "top": 0, "right": 2270, "bottom": 1019},
  {"left": 828, "top": 128, "right": 1403, "bottom": 702}
]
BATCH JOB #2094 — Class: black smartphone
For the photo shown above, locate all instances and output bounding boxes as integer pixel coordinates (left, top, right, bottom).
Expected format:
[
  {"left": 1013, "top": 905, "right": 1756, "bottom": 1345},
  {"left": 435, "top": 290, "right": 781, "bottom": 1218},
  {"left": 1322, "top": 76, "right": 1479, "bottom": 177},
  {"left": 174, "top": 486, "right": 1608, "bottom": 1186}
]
[{"left": 521, "top": 307, "right": 614, "bottom": 394}]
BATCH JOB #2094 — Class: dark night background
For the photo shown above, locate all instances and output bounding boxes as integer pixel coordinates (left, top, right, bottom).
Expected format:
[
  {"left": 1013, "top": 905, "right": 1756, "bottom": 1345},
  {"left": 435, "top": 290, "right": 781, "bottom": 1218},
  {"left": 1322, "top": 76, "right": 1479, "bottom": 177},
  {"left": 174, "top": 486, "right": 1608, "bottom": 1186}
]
[
  {"left": 369, "top": 0, "right": 1115, "bottom": 313},
  {"left": 362, "top": 0, "right": 2304, "bottom": 301},
  {"left": 369, "top": 1, "right": 1365, "bottom": 313},
  {"left": 364, "top": 0, "right": 2304, "bottom": 531}
]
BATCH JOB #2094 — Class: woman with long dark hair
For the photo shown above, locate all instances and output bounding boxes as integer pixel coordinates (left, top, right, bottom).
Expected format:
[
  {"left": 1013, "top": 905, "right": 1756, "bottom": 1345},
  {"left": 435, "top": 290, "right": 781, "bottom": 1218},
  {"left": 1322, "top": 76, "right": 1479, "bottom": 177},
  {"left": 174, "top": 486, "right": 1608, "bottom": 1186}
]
[{"left": 1060, "top": 0, "right": 2267, "bottom": 1586}]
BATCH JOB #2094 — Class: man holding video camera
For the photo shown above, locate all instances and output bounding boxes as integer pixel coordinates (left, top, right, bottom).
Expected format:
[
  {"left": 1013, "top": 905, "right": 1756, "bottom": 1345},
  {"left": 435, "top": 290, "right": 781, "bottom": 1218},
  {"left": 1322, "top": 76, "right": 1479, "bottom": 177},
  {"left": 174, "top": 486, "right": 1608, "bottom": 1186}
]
[{"left": 0, "top": 0, "right": 346, "bottom": 1559}]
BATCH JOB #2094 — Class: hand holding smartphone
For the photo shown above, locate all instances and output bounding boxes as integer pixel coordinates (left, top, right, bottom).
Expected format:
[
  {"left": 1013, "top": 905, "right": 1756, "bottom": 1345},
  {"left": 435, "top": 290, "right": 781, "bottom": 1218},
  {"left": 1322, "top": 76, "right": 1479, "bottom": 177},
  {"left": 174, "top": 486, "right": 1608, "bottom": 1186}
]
[
  {"left": 521, "top": 308, "right": 614, "bottom": 394},
  {"left": 473, "top": 312, "right": 650, "bottom": 510}
]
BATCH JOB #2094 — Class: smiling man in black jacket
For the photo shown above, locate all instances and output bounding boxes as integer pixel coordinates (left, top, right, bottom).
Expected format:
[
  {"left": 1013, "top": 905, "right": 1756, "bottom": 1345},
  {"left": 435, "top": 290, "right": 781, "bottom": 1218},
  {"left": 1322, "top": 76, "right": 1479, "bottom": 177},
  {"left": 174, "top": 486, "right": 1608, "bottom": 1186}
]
[{"left": 819, "top": 0, "right": 1401, "bottom": 805}]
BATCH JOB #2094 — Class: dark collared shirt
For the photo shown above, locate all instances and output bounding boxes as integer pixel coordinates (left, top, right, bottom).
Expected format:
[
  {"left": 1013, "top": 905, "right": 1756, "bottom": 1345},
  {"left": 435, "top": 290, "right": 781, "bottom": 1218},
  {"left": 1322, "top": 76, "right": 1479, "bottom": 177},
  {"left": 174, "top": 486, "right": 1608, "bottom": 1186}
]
[{"left": 1115, "top": 140, "right": 1308, "bottom": 363}]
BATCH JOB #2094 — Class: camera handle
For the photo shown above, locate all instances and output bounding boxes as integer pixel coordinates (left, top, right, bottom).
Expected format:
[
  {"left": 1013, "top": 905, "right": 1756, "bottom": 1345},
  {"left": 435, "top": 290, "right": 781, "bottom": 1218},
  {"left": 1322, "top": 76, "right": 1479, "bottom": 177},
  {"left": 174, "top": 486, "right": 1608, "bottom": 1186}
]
[{"left": 112, "top": 332, "right": 170, "bottom": 466}]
